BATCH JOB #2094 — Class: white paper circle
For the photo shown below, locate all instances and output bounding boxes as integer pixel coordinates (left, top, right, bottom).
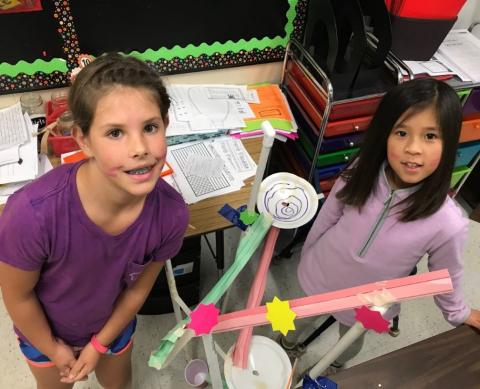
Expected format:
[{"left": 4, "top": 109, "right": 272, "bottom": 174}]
[
  {"left": 257, "top": 172, "right": 318, "bottom": 229},
  {"left": 224, "top": 335, "right": 292, "bottom": 389}
]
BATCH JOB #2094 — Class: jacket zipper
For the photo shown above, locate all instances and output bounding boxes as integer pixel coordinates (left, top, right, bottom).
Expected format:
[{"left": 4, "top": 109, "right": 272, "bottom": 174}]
[{"left": 357, "top": 190, "right": 395, "bottom": 258}]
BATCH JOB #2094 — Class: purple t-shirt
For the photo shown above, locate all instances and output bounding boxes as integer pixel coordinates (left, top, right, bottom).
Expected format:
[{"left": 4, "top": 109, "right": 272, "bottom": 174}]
[{"left": 0, "top": 162, "right": 188, "bottom": 346}]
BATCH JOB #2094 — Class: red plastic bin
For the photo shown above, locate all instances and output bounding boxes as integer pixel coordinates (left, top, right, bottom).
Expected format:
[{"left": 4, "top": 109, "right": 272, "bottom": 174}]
[{"left": 48, "top": 135, "right": 80, "bottom": 157}]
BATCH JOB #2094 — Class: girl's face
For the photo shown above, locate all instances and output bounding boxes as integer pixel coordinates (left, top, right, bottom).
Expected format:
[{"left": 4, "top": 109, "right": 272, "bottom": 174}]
[
  {"left": 386, "top": 105, "right": 443, "bottom": 189},
  {"left": 76, "top": 86, "right": 168, "bottom": 199}
]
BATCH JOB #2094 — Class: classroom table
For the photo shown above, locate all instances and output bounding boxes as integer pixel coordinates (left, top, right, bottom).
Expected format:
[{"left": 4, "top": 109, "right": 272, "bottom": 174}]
[
  {"left": 328, "top": 325, "right": 480, "bottom": 388},
  {"left": 0, "top": 137, "right": 263, "bottom": 270}
]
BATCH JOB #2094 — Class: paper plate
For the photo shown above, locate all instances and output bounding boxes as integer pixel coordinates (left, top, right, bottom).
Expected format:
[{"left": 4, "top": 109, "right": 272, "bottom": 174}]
[
  {"left": 257, "top": 172, "right": 318, "bottom": 229},
  {"left": 224, "top": 335, "right": 292, "bottom": 389}
]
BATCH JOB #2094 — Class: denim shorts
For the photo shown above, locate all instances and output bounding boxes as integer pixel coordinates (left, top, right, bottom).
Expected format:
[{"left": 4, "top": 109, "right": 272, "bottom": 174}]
[{"left": 18, "top": 318, "right": 137, "bottom": 368}]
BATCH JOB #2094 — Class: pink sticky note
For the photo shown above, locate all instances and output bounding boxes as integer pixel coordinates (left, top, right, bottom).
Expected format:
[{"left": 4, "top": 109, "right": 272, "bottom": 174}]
[
  {"left": 187, "top": 303, "right": 220, "bottom": 336},
  {"left": 354, "top": 306, "right": 390, "bottom": 333}
]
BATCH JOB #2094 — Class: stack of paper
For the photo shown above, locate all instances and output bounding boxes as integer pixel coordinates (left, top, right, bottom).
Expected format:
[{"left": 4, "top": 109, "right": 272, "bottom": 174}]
[
  {"left": 402, "top": 59, "right": 456, "bottom": 80},
  {"left": 0, "top": 103, "right": 39, "bottom": 184},
  {"left": 0, "top": 102, "right": 52, "bottom": 204},
  {"left": 435, "top": 29, "right": 480, "bottom": 83},
  {"left": 166, "top": 83, "right": 297, "bottom": 141},
  {"left": 165, "top": 136, "right": 257, "bottom": 204}
]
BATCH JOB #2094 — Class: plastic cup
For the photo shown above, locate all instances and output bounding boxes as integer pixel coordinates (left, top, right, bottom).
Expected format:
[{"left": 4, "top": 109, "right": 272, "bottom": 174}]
[{"left": 184, "top": 359, "right": 210, "bottom": 387}]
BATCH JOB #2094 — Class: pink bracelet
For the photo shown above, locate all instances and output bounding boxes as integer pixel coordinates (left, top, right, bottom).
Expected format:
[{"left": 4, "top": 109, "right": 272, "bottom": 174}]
[{"left": 90, "top": 334, "right": 109, "bottom": 354}]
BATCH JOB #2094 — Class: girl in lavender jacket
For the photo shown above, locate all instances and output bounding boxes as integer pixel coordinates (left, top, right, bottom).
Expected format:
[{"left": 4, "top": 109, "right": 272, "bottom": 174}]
[{"left": 290, "top": 78, "right": 480, "bottom": 370}]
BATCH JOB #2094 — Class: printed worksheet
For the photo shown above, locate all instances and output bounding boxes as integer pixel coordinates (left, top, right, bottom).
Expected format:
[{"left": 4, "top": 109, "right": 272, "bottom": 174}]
[
  {"left": 167, "top": 139, "right": 247, "bottom": 204},
  {"left": 0, "top": 103, "right": 29, "bottom": 151}
]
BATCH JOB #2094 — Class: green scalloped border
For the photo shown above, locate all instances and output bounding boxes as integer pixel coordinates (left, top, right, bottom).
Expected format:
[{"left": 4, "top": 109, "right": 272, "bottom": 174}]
[
  {"left": 129, "top": 0, "right": 298, "bottom": 61},
  {"left": 0, "top": 58, "right": 68, "bottom": 77}
]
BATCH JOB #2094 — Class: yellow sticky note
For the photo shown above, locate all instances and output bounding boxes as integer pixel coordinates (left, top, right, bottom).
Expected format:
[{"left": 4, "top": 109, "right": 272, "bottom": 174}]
[{"left": 266, "top": 296, "right": 296, "bottom": 336}]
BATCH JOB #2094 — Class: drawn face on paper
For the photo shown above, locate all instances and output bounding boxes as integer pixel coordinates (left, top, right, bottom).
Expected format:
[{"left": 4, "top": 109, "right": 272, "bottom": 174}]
[{"left": 263, "top": 183, "right": 310, "bottom": 224}]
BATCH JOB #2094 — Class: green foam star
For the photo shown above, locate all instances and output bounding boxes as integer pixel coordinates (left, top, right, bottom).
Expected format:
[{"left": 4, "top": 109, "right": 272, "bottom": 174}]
[{"left": 239, "top": 210, "right": 259, "bottom": 225}]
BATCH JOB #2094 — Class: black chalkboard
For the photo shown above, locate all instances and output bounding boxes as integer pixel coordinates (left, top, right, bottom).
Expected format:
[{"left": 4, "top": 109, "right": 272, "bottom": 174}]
[
  {"left": 0, "top": 0, "right": 307, "bottom": 94},
  {"left": 0, "top": 1, "right": 62, "bottom": 64},
  {"left": 70, "top": 1, "right": 289, "bottom": 55}
]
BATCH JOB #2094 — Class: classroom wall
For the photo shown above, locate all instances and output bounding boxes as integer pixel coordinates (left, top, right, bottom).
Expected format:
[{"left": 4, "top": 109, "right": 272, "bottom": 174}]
[
  {"left": 0, "top": 61, "right": 284, "bottom": 109},
  {"left": 2, "top": 0, "right": 479, "bottom": 110}
]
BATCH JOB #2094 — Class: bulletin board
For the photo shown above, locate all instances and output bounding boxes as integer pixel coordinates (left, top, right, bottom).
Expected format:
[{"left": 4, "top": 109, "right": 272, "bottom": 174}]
[{"left": 0, "top": 0, "right": 308, "bottom": 94}]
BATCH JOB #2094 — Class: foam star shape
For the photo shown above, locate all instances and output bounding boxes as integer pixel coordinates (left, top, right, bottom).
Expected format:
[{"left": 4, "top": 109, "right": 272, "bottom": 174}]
[
  {"left": 239, "top": 210, "right": 259, "bottom": 225},
  {"left": 187, "top": 303, "right": 220, "bottom": 336},
  {"left": 266, "top": 296, "right": 296, "bottom": 336},
  {"left": 354, "top": 305, "right": 390, "bottom": 333}
]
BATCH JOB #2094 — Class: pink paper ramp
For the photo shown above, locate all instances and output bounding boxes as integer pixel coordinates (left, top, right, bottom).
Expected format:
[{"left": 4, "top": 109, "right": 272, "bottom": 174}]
[
  {"left": 232, "top": 226, "right": 280, "bottom": 368},
  {"left": 211, "top": 269, "right": 452, "bottom": 334}
]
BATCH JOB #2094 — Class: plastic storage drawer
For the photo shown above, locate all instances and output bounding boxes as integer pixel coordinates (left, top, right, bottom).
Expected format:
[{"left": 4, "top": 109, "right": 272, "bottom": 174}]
[{"left": 455, "top": 141, "right": 480, "bottom": 167}]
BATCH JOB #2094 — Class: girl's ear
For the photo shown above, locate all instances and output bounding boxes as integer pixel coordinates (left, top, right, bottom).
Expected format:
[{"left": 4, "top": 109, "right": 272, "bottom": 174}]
[{"left": 73, "top": 126, "right": 93, "bottom": 158}]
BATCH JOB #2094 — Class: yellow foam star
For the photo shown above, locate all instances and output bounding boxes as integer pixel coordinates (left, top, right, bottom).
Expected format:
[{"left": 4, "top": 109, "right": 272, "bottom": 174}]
[{"left": 266, "top": 296, "right": 296, "bottom": 336}]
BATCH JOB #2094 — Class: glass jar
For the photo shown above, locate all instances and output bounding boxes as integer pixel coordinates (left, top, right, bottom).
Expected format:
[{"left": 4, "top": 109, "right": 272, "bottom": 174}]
[
  {"left": 20, "top": 92, "right": 46, "bottom": 129},
  {"left": 56, "top": 110, "right": 75, "bottom": 136}
]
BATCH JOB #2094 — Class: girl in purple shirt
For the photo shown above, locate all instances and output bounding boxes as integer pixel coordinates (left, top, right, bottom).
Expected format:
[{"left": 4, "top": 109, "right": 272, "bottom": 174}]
[
  {"left": 0, "top": 54, "right": 188, "bottom": 388},
  {"left": 289, "top": 78, "right": 480, "bottom": 371}
]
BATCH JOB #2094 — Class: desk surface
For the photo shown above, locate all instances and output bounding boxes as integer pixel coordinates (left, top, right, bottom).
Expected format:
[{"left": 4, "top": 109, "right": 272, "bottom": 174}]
[
  {"left": 329, "top": 325, "right": 480, "bottom": 388},
  {"left": 0, "top": 138, "right": 262, "bottom": 237}
]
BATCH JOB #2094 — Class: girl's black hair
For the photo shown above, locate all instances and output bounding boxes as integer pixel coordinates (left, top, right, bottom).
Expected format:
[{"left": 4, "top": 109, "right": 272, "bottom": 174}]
[
  {"left": 337, "top": 78, "right": 462, "bottom": 222},
  {"left": 68, "top": 53, "right": 170, "bottom": 136}
]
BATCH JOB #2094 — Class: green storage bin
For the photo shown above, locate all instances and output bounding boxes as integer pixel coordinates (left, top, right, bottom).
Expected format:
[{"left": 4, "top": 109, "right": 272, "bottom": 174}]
[
  {"left": 450, "top": 166, "right": 471, "bottom": 188},
  {"left": 299, "top": 132, "right": 359, "bottom": 167},
  {"left": 457, "top": 88, "right": 471, "bottom": 103}
]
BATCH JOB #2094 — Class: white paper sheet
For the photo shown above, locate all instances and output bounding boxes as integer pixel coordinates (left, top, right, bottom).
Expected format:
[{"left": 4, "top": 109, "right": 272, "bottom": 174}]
[
  {"left": 0, "top": 154, "right": 53, "bottom": 204},
  {"left": 166, "top": 84, "right": 255, "bottom": 136},
  {"left": 0, "top": 119, "right": 38, "bottom": 185},
  {"left": 0, "top": 145, "right": 20, "bottom": 166},
  {"left": 209, "top": 137, "right": 257, "bottom": 181}
]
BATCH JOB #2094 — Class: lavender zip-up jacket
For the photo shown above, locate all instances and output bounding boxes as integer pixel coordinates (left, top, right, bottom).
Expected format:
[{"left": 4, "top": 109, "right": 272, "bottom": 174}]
[{"left": 298, "top": 164, "right": 470, "bottom": 326}]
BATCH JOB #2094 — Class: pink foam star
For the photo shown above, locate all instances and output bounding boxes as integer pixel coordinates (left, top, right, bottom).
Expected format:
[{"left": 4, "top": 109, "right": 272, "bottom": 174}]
[
  {"left": 354, "top": 305, "right": 390, "bottom": 333},
  {"left": 187, "top": 303, "right": 220, "bottom": 336}
]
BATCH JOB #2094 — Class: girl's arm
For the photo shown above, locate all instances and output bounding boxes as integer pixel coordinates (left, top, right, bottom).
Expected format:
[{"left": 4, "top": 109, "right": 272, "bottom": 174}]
[
  {"left": 0, "top": 262, "right": 77, "bottom": 375},
  {"left": 302, "top": 177, "right": 347, "bottom": 251},
  {"left": 427, "top": 223, "right": 474, "bottom": 327},
  {"left": 62, "top": 260, "right": 165, "bottom": 383}
]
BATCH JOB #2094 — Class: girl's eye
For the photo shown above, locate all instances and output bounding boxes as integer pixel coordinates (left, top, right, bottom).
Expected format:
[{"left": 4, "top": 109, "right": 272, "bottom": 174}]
[
  {"left": 107, "top": 129, "right": 122, "bottom": 138},
  {"left": 426, "top": 133, "right": 439, "bottom": 140},
  {"left": 144, "top": 123, "right": 159, "bottom": 134},
  {"left": 395, "top": 130, "right": 407, "bottom": 137}
]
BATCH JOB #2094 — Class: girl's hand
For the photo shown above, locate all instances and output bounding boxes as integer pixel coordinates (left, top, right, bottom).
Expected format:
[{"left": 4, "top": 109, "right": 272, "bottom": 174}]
[
  {"left": 48, "top": 338, "right": 77, "bottom": 378},
  {"left": 60, "top": 342, "right": 100, "bottom": 383},
  {"left": 464, "top": 308, "right": 480, "bottom": 330}
]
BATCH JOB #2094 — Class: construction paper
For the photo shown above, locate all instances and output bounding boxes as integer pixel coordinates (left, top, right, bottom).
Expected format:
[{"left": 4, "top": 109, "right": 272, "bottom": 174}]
[
  {"left": 354, "top": 306, "right": 390, "bottom": 333},
  {"left": 232, "top": 226, "right": 280, "bottom": 368},
  {"left": 265, "top": 296, "right": 297, "bottom": 336},
  {"left": 148, "top": 213, "right": 272, "bottom": 369},
  {"left": 211, "top": 269, "right": 452, "bottom": 333},
  {"left": 187, "top": 303, "right": 220, "bottom": 336}
]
